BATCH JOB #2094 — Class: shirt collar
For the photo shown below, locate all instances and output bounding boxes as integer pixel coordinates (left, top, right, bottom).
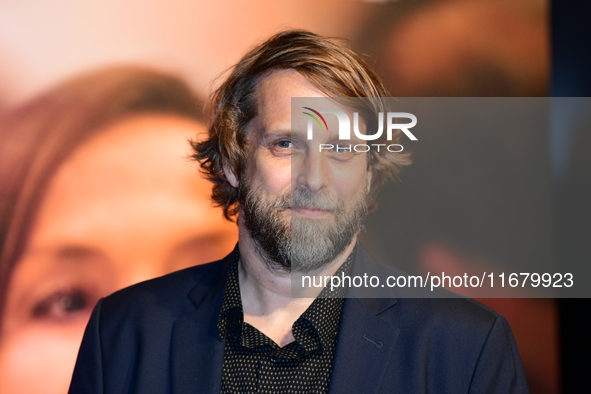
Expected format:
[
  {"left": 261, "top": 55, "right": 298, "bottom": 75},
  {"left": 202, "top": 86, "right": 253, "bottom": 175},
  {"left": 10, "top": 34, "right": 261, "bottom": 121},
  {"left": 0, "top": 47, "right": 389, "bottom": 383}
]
[{"left": 217, "top": 247, "right": 355, "bottom": 356}]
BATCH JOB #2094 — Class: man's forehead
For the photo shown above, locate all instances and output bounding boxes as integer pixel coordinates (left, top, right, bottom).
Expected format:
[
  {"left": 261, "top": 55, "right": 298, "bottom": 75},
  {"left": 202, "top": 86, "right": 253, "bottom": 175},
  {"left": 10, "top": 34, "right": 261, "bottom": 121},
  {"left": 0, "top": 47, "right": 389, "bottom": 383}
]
[
  {"left": 254, "top": 71, "right": 355, "bottom": 124},
  {"left": 248, "top": 70, "right": 321, "bottom": 135},
  {"left": 249, "top": 70, "right": 366, "bottom": 143}
]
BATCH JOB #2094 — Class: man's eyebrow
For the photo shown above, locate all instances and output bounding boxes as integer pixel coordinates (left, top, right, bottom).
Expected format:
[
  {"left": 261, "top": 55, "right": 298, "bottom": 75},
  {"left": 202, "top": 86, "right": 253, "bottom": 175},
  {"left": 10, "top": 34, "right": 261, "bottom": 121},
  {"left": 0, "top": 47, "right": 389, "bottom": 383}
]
[{"left": 260, "top": 129, "right": 292, "bottom": 140}]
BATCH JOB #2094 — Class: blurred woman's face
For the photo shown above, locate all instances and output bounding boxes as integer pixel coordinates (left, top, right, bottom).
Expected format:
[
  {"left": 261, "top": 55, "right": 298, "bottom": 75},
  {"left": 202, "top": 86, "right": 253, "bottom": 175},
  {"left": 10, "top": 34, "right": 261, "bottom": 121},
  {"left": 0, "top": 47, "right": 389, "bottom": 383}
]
[{"left": 0, "top": 114, "right": 237, "bottom": 393}]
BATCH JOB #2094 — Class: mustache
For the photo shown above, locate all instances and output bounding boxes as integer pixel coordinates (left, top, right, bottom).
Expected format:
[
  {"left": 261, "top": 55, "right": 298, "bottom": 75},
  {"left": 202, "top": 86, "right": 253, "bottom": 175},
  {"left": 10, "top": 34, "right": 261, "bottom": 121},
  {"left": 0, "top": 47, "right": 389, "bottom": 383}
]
[{"left": 281, "top": 188, "right": 343, "bottom": 212}]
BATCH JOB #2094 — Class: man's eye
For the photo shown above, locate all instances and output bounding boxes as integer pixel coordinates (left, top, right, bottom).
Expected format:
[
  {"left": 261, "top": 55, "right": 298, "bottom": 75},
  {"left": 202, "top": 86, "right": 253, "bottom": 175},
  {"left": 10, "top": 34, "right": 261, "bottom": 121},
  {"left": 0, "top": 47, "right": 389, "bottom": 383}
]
[
  {"left": 326, "top": 144, "right": 357, "bottom": 161},
  {"left": 31, "top": 288, "right": 92, "bottom": 322},
  {"left": 276, "top": 140, "right": 292, "bottom": 149},
  {"left": 331, "top": 145, "right": 354, "bottom": 155}
]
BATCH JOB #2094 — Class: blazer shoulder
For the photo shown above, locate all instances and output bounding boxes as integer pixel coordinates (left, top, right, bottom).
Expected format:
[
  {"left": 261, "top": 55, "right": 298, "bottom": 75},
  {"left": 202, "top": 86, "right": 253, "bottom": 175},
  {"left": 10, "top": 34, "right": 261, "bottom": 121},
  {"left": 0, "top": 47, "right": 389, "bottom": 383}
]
[
  {"left": 69, "top": 254, "right": 234, "bottom": 394},
  {"left": 395, "top": 296, "right": 503, "bottom": 334},
  {"left": 99, "top": 254, "right": 232, "bottom": 324}
]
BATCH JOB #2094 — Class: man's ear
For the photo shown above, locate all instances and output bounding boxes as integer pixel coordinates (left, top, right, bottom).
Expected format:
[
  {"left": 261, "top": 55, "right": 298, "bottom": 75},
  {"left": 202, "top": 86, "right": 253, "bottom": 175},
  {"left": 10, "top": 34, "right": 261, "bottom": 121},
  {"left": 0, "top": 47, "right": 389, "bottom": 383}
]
[{"left": 223, "top": 162, "right": 239, "bottom": 188}]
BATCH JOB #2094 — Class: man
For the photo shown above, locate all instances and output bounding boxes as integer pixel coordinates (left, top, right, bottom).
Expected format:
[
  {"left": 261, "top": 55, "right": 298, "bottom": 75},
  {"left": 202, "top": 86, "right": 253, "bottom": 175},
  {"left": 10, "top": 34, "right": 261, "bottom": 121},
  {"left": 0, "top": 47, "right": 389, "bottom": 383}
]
[{"left": 69, "top": 30, "right": 528, "bottom": 393}]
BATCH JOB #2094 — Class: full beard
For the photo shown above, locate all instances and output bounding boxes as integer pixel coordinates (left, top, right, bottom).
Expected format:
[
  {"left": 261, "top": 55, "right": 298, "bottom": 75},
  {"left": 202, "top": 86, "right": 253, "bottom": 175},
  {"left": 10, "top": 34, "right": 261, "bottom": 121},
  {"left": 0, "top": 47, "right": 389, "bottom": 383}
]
[{"left": 239, "top": 180, "right": 369, "bottom": 274}]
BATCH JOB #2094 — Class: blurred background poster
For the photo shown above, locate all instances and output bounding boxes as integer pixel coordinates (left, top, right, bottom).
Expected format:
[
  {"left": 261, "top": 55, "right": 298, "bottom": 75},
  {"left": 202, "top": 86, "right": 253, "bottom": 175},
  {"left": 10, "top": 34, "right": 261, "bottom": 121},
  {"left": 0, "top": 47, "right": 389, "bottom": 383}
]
[{"left": 1, "top": 0, "right": 587, "bottom": 393}]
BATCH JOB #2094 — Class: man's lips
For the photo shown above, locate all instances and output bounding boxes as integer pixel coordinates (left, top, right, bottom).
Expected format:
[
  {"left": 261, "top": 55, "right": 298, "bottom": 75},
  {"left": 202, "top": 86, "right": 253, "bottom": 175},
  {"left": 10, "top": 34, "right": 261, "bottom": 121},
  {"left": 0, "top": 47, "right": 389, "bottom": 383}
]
[{"left": 287, "top": 206, "right": 332, "bottom": 217}]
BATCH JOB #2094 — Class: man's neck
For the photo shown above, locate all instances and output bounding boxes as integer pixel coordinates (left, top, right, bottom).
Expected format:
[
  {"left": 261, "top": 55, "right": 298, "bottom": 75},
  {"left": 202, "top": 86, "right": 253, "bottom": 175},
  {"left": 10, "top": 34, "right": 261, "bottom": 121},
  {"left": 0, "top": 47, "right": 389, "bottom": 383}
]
[{"left": 236, "top": 219, "right": 356, "bottom": 347}]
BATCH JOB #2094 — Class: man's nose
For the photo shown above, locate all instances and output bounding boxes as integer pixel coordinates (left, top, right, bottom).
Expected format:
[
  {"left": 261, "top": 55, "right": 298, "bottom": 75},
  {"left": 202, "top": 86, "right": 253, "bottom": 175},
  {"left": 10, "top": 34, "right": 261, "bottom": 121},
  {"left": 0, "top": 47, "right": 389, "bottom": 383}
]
[{"left": 295, "top": 150, "right": 329, "bottom": 192}]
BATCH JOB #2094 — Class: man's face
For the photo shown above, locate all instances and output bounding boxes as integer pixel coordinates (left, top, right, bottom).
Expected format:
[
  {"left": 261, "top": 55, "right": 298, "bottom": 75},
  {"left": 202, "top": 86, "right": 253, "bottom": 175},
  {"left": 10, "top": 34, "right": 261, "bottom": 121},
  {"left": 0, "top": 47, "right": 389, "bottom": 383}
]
[{"left": 239, "top": 69, "right": 371, "bottom": 273}]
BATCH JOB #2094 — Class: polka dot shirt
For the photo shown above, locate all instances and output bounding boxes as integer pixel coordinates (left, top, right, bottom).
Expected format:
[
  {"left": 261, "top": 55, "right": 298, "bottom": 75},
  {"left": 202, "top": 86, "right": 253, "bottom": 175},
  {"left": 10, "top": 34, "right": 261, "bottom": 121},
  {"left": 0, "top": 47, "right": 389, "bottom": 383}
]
[{"left": 217, "top": 251, "right": 354, "bottom": 394}]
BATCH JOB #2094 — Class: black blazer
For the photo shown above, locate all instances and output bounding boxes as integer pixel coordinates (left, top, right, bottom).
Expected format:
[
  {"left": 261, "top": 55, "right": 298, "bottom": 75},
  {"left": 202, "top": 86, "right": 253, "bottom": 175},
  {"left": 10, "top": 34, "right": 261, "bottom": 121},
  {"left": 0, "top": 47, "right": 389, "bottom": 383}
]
[{"left": 69, "top": 245, "right": 528, "bottom": 393}]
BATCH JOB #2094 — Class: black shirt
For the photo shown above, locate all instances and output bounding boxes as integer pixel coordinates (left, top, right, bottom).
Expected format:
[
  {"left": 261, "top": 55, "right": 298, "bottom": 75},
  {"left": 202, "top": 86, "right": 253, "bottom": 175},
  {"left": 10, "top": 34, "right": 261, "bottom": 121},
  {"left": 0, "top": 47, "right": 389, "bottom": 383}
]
[{"left": 217, "top": 252, "right": 353, "bottom": 394}]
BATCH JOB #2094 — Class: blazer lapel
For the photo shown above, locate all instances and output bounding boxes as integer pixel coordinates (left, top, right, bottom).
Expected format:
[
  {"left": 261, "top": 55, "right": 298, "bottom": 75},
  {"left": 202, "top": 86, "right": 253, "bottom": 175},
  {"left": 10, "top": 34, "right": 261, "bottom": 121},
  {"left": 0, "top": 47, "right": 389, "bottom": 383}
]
[
  {"left": 329, "top": 298, "right": 400, "bottom": 394},
  {"left": 328, "top": 245, "right": 401, "bottom": 394},
  {"left": 170, "top": 253, "right": 234, "bottom": 394}
]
